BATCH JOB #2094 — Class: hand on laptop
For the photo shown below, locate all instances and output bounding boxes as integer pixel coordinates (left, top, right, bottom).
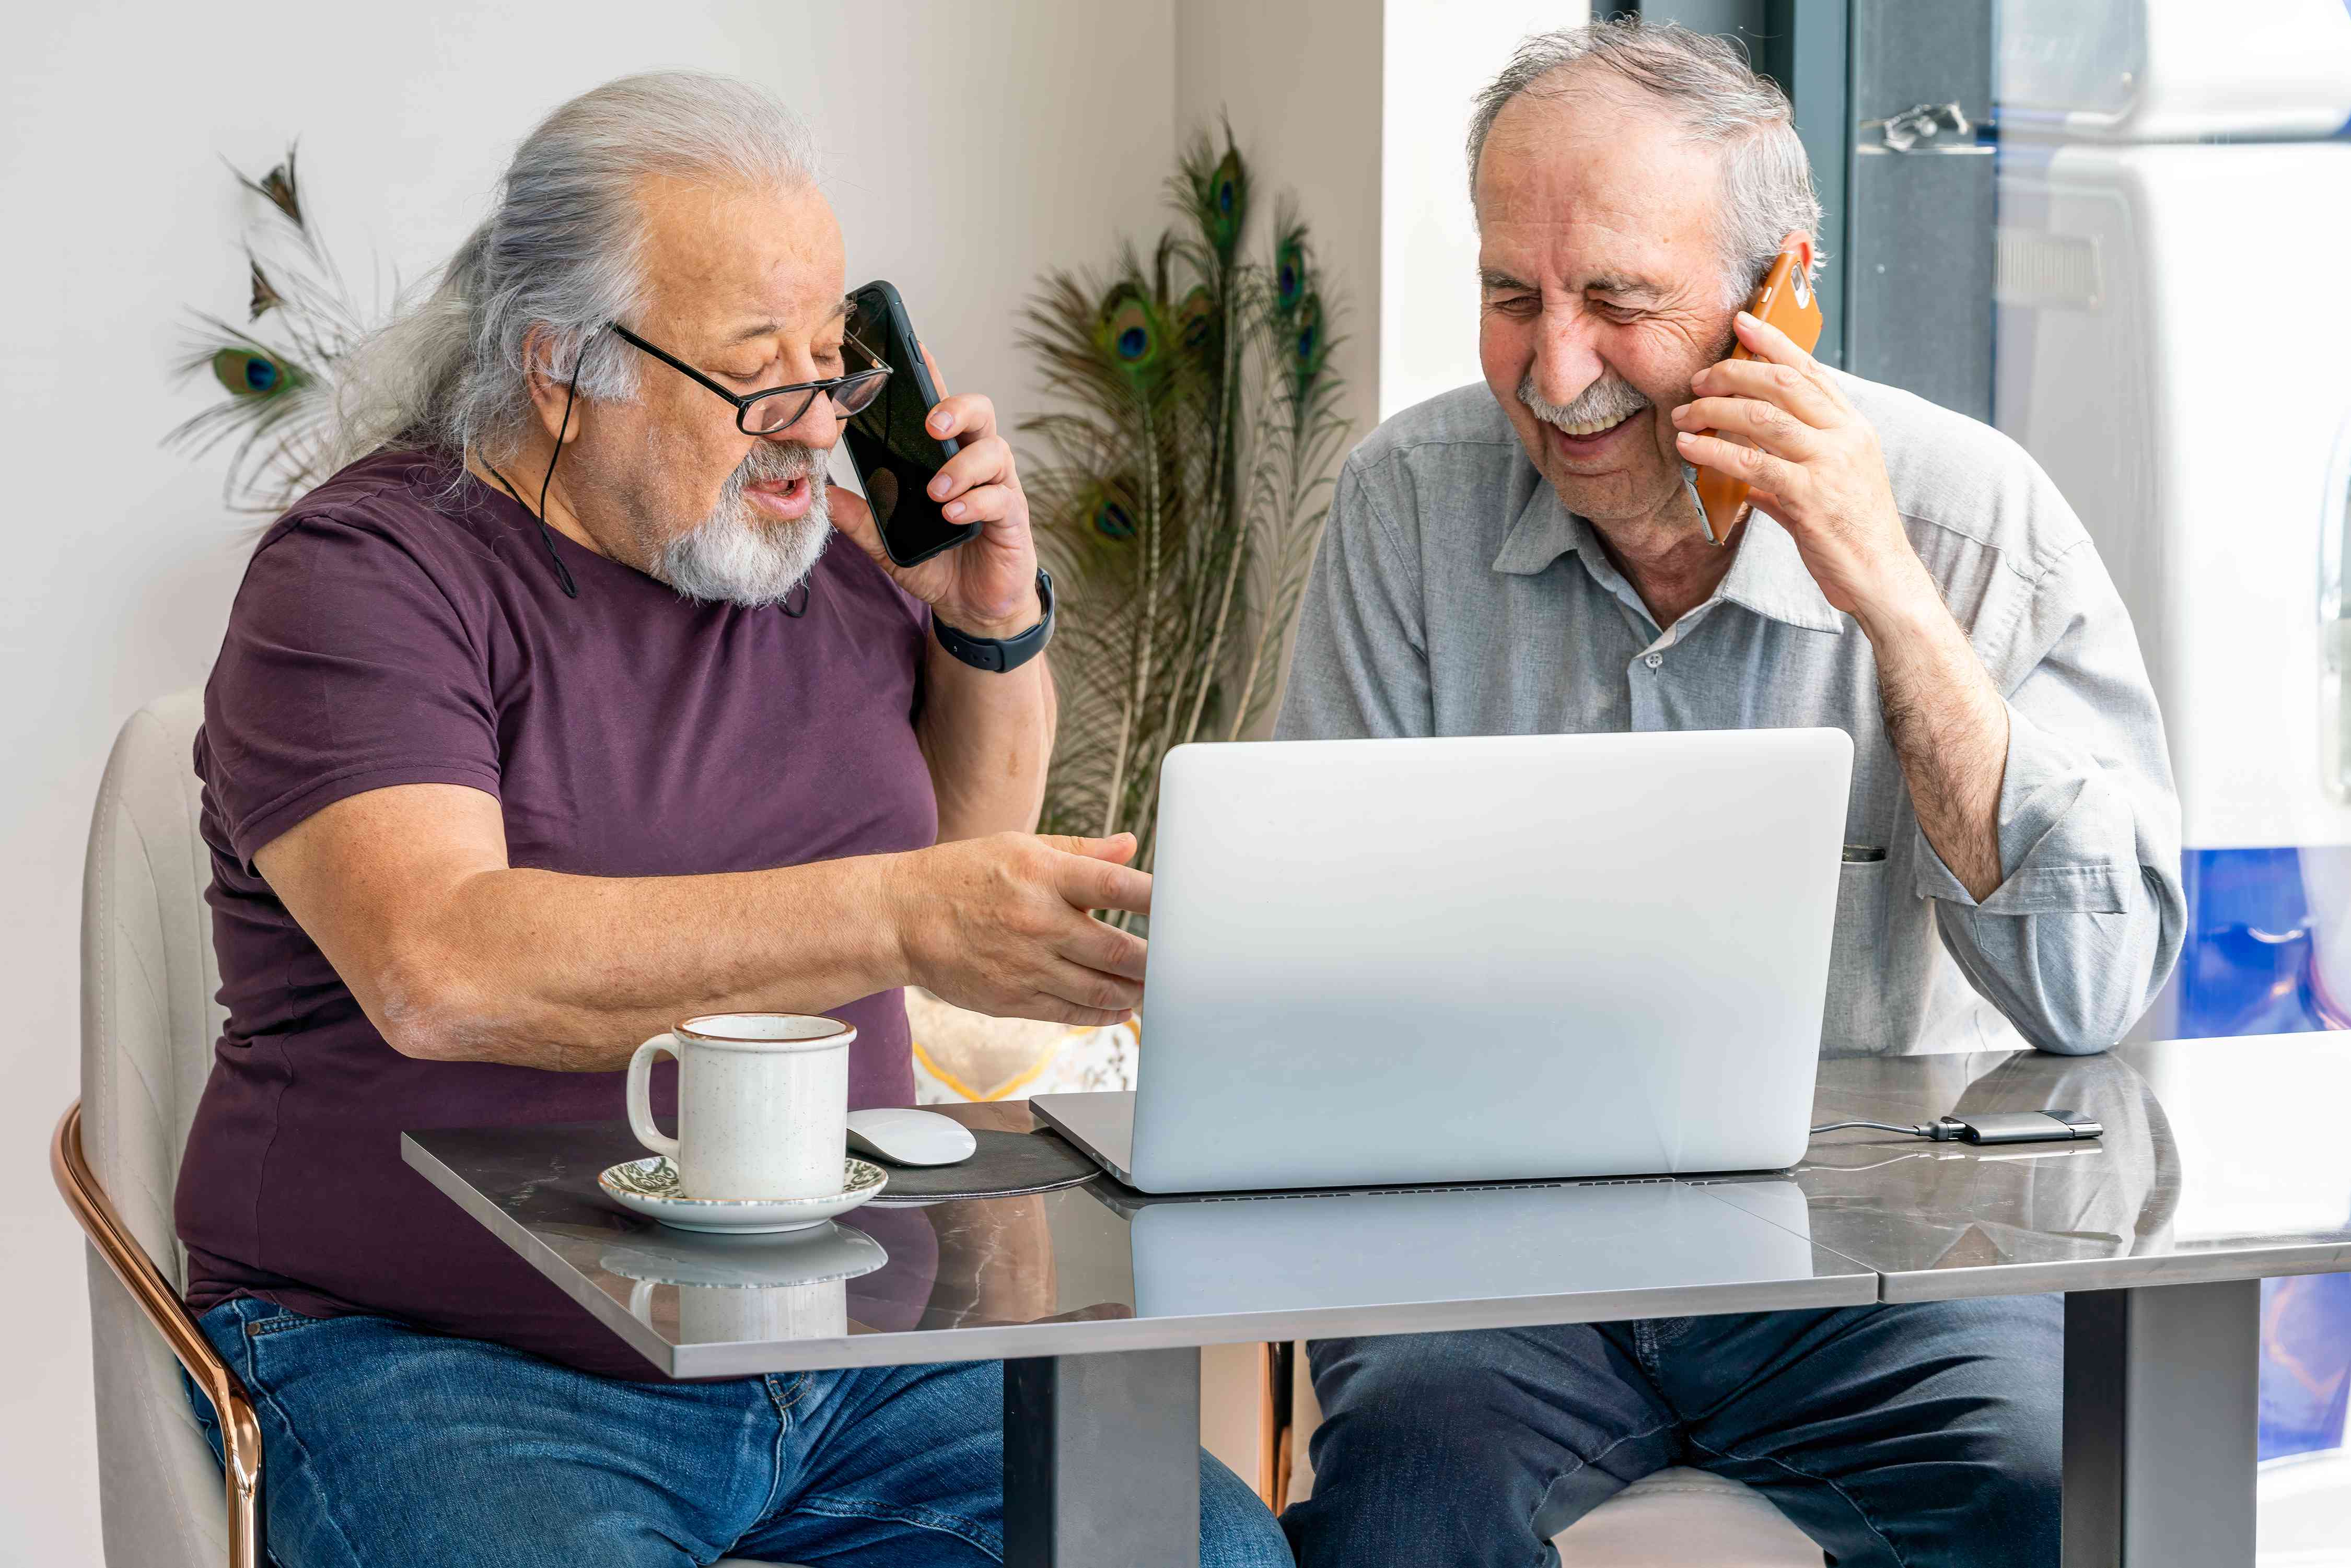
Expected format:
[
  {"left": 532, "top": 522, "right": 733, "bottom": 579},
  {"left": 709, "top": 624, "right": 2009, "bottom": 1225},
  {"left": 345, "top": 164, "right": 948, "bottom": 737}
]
[{"left": 890, "top": 832, "right": 1150, "bottom": 1026}]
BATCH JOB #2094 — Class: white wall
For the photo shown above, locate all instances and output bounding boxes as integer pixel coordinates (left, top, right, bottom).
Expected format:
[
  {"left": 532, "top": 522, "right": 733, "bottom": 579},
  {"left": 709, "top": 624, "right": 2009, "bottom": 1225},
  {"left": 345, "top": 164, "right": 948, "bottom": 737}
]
[
  {"left": 0, "top": 3, "right": 1178, "bottom": 1557},
  {"left": 1378, "top": 0, "right": 1590, "bottom": 420}
]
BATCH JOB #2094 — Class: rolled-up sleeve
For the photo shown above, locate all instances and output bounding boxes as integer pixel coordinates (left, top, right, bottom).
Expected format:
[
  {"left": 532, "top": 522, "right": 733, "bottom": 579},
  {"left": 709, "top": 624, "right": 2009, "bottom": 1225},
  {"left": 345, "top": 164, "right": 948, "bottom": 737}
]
[
  {"left": 1274, "top": 458, "right": 1434, "bottom": 741},
  {"left": 1913, "top": 539, "right": 2186, "bottom": 1054}
]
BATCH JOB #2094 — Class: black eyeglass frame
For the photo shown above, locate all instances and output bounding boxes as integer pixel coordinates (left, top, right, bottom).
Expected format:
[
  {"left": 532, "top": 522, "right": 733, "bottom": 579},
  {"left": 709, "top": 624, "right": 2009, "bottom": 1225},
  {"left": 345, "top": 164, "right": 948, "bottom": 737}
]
[{"left": 606, "top": 321, "right": 890, "bottom": 435}]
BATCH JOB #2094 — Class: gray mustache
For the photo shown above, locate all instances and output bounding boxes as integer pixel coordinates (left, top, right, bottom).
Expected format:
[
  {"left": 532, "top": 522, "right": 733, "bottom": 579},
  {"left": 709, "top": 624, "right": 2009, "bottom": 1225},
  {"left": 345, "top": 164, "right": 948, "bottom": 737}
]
[
  {"left": 1517, "top": 370, "right": 1649, "bottom": 430},
  {"left": 736, "top": 441, "right": 822, "bottom": 484}
]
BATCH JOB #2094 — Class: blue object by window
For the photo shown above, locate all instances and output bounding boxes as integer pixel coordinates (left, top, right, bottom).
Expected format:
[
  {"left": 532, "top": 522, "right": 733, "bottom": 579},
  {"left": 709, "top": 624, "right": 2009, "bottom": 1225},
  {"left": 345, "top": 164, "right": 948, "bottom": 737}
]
[
  {"left": 2177, "top": 847, "right": 2337, "bottom": 1039},
  {"left": 2265, "top": 1274, "right": 2351, "bottom": 1461},
  {"left": 2177, "top": 847, "right": 2351, "bottom": 1460}
]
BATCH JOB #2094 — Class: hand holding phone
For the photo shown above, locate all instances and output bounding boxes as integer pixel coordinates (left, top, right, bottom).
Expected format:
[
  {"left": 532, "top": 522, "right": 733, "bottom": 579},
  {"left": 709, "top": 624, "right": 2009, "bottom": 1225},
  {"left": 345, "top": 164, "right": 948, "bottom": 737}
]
[
  {"left": 1688, "top": 250, "right": 1824, "bottom": 545},
  {"left": 842, "top": 280, "right": 984, "bottom": 568}
]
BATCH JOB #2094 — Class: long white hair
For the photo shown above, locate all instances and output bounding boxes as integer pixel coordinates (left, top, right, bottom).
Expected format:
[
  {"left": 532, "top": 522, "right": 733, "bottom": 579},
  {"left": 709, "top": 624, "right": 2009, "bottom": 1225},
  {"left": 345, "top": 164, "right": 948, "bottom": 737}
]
[{"left": 328, "top": 72, "right": 819, "bottom": 471}]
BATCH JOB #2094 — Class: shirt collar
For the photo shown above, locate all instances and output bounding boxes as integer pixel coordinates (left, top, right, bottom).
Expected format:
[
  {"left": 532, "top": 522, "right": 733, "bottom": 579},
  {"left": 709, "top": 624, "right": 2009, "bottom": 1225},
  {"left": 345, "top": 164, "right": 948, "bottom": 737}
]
[{"left": 1490, "top": 476, "right": 1845, "bottom": 637}]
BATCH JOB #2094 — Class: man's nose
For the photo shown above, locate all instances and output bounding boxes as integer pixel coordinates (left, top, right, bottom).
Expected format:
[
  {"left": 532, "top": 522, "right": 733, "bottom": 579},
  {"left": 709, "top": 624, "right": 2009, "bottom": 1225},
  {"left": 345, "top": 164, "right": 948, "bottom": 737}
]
[
  {"left": 770, "top": 391, "right": 841, "bottom": 449},
  {"left": 1530, "top": 304, "right": 1607, "bottom": 408}
]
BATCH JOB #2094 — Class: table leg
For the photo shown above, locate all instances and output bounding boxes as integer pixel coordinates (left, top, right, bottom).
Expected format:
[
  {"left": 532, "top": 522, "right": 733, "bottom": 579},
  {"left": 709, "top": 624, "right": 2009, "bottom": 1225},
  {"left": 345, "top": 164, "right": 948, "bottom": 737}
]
[
  {"left": 2064, "top": 1281, "right": 2260, "bottom": 1568},
  {"left": 1004, "top": 1347, "right": 1202, "bottom": 1568}
]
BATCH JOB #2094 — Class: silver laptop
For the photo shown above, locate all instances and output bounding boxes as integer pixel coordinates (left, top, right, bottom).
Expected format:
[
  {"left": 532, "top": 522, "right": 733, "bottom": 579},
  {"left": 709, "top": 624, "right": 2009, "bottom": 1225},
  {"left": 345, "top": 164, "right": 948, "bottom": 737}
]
[{"left": 1032, "top": 729, "right": 1853, "bottom": 1193}]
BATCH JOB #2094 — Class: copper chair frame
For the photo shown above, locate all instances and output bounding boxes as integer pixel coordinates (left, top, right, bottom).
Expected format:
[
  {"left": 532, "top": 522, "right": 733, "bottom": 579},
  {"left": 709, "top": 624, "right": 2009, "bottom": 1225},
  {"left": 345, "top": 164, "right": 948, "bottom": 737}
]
[
  {"left": 57, "top": 1079, "right": 1310, "bottom": 1552},
  {"left": 51, "top": 1101, "right": 263, "bottom": 1568}
]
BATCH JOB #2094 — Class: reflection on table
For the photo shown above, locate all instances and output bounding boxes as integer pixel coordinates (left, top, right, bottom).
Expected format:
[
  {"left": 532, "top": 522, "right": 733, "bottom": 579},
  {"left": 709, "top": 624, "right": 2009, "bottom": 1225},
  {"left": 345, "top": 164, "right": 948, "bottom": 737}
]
[
  {"left": 400, "top": 1108, "right": 1873, "bottom": 1377},
  {"left": 1703, "top": 1036, "right": 2351, "bottom": 1298}
]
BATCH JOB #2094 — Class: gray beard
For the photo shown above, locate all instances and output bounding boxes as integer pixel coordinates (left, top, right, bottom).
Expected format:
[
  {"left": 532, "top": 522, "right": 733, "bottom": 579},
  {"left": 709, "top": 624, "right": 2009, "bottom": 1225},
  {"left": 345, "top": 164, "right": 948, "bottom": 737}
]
[{"left": 654, "top": 442, "right": 833, "bottom": 607}]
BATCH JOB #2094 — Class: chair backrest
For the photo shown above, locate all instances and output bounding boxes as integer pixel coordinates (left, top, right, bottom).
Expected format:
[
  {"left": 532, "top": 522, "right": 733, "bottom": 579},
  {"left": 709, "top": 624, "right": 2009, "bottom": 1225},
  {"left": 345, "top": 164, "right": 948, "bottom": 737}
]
[
  {"left": 79, "top": 687, "right": 230, "bottom": 1568},
  {"left": 82, "top": 688, "right": 221, "bottom": 1284}
]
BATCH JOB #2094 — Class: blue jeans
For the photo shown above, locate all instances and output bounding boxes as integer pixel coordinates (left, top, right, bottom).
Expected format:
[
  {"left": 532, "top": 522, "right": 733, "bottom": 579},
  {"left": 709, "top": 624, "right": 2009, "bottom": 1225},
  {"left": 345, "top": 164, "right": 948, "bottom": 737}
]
[
  {"left": 187, "top": 1296, "right": 1291, "bottom": 1567},
  {"left": 1282, "top": 1298, "right": 2062, "bottom": 1568}
]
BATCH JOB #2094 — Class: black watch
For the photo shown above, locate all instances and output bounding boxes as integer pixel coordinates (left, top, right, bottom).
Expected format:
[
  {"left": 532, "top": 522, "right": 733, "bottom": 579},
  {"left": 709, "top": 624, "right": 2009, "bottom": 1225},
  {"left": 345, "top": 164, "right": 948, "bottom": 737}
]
[{"left": 933, "top": 569, "right": 1055, "bottom": 673}]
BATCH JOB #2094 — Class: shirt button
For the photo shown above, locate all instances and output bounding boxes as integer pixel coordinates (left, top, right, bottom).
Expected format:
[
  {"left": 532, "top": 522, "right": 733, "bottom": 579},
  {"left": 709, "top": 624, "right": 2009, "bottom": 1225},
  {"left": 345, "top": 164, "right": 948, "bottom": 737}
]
[{"left": 1644, "top": 653, "right": 1663, "bottom": 670}]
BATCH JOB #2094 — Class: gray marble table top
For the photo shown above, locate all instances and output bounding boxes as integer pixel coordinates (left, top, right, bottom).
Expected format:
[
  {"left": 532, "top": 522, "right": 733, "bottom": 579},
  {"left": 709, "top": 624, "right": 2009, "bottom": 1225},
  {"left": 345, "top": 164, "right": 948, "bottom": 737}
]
[
  {"left": 1704, "top": 1031, "right": 2351, "bottom": 1301},
  {"left": 402, "top": 1033, "right": 2351, "bottom": 1379},
  {"left": 402, "top": 1110, "right": 1870, "bottom": 1379}
]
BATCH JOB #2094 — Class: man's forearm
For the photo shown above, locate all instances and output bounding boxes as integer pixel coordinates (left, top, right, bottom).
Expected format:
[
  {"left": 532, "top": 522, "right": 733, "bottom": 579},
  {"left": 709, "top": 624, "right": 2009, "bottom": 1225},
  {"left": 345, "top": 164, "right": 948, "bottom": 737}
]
[
  {"left": 919, "top": 637, "right": 1056, "bottom": 841},
  {"left": 384, "top": 852, "right": 913, "bottom": 1071},
  {"left": 1860, "top": 581, "right": 2011, "bottom": 901}
]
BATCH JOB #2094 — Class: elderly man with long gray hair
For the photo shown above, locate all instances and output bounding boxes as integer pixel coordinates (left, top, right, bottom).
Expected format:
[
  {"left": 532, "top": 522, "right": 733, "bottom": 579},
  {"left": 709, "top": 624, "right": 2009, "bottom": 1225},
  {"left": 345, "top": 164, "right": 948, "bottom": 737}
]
[
  {"left": 1275, "top": 21, "right": 2182, "bottom": 1568},
  {"left": 171, "top": 72, "right": 1291, "bottom": 1568}
]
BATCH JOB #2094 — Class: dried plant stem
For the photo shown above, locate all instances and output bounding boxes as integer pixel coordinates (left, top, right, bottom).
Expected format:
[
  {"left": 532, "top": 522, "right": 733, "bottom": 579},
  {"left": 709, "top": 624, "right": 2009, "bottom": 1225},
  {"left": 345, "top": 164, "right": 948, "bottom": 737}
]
[{"left": 1099, "top": 407, "right": 1165, "bottom": 846}]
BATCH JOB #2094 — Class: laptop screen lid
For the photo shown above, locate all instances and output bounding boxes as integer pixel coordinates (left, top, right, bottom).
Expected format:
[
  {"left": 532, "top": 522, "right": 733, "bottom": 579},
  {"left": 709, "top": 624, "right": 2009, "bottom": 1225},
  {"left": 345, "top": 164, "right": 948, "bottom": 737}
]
[{"left": 1125, "top": 729, "right": 1853, "bottom": 1193}]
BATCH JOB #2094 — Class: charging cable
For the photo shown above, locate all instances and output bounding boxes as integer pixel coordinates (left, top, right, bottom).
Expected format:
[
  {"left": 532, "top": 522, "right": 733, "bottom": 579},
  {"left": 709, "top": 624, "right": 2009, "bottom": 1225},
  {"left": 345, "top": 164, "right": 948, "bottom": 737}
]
[
  {"left": 1810, "top": 1118, "right": 1957, "bottom": 1140},
  {"left": 1809, "top": 1111, "right": 2103, "bottom": 1146}
]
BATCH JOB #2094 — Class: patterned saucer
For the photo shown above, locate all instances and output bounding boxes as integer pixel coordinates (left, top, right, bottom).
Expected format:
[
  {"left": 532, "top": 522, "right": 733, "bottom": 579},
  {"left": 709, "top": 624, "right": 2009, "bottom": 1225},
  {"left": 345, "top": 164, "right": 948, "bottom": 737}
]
[{"left": 598, "top": 1156, "right": 888, "bottom": 1234}]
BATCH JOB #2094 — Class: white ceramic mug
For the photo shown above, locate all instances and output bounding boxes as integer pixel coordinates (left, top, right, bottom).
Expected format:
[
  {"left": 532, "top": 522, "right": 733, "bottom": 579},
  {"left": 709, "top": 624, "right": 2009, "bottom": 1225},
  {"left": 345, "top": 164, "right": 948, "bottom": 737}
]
[{"left": 626, "top": 1013, "right": 855, "bottom": 1200}]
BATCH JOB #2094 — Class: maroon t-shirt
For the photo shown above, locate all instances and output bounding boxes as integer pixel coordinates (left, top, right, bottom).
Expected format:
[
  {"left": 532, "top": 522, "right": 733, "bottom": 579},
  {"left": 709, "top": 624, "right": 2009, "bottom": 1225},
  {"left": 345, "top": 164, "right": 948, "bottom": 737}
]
[{"left": 176, "top": 449, "right": 939, "bottom": 1377}]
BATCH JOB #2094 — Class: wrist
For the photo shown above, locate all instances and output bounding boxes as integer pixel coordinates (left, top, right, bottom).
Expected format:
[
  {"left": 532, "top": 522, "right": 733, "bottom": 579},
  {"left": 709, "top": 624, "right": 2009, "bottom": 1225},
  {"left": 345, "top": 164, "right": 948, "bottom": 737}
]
[
  {"left": 1850, "top": 560, "right": 1949, "bottom": 647},
  {"left": 938, "top": 585, "right": 1044, "bottom": 642},
  {"left": 865, "top": 849, "right": 924, "bottom": 993}
]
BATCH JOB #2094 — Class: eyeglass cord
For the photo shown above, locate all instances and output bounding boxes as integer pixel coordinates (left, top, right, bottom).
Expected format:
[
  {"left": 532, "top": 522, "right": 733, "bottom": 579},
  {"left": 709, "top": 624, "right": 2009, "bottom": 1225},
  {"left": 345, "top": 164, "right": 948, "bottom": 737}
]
[
  {"left": 480, "top": 356, "right": 584, "bottom": 600},
  {"left": 480, "top": 341, "right": 819, "bottom": 618}
]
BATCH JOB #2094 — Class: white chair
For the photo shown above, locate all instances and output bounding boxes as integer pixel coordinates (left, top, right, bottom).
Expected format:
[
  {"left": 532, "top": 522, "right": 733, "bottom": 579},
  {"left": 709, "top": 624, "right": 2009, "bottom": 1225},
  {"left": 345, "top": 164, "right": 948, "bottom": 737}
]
[{"left": 53, "top": 691, "right": 782, "bottom": 1568}]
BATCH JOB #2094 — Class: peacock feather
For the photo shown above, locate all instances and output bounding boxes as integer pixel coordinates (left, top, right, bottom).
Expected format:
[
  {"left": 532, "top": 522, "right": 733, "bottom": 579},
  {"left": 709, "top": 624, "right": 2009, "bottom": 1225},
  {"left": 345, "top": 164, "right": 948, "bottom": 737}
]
[
  {"left": 1273, "top": 223, "right": 1309, "bottom": 319},
  {"left": 1095, "top": 281, "right": 1171, "bottom": 385},
  {"left": 1177, "top": 125, "right": 1250, "bottom": 267},
  {"left": 1176, "top": 285, "right": 1217, "bottom": 354},
  {"left": 1021, "top": 136, "right": 1351, "bottom": 918},
  {"left": 1291, "top": 290, "right": 1328, "bottom": 388},
  {"left": 211, "top": 345, "right": 306, "bottom": 398},
  {"left": 247, "top": 260, "right": 284, "bottom": 320},
  {"left": 166, "top": 143, "right": 386, "bottom": 514},
  {"left": 243, "top": 146, "right": 305, "bottom": 227}
]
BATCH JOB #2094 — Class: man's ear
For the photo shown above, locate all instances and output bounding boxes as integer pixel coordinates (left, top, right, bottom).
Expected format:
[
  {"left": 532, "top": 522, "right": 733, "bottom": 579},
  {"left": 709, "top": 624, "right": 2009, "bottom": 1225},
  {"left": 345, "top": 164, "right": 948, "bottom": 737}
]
[
  {"left": 518, "top": 325, "right": 581, "bottom": 446},
  {"left": 1779, "top": 230, "right": 1817, "bottom": 276}
]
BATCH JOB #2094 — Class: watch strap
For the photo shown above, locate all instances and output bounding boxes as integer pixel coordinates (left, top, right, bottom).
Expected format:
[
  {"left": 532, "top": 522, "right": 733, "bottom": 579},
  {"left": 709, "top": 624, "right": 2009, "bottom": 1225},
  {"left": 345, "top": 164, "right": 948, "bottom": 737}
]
[{"left": 933, "top": 568, "right": 1054, "bottom": 673}]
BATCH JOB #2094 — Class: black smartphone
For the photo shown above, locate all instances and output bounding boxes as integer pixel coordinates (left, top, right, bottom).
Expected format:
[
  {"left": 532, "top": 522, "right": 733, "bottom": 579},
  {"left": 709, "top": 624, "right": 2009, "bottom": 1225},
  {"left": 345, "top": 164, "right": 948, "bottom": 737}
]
[{"left": 841, "top": 280, "right": 981, "bottom": 567}]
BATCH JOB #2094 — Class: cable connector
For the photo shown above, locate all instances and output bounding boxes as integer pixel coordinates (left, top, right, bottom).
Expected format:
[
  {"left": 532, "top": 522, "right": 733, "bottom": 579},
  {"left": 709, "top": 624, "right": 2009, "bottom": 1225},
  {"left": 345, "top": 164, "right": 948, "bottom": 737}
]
[{"left": 1809, "top": 1111, "right": 2103, "bottom": 1146}]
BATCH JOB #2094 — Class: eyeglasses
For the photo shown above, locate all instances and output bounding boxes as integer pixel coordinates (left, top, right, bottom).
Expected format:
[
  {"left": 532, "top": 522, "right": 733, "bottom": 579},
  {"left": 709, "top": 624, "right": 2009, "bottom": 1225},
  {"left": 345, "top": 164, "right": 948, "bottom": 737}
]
[{"left": 606, "top": 321, "right": 890, "bottom": 435}]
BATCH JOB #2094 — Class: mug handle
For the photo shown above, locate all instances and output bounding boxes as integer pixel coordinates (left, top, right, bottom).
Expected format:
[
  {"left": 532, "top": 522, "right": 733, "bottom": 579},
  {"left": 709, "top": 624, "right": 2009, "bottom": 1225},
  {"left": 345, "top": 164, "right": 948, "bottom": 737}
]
[{"left": 626, "top": 1033, "right": 682, "bottom": 1160}]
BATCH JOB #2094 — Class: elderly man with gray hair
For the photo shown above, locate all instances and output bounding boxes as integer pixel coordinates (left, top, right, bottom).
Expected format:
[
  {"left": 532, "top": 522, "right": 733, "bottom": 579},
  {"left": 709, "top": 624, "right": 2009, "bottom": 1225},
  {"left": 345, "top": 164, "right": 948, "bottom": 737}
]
[
  {"left": 172, "top": 72, "right": 1290, "bottom": 1568},
  {"left": 1276, "top": 20, "right": 2183, "bottom": 1568}
]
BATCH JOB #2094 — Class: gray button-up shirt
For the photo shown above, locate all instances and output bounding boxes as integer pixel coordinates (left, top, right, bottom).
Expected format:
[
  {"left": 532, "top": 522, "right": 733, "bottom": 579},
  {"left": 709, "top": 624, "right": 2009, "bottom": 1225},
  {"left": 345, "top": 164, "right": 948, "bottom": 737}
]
[{"left": 1275, "top": 378, "right": 2185, "bottom": 1057}]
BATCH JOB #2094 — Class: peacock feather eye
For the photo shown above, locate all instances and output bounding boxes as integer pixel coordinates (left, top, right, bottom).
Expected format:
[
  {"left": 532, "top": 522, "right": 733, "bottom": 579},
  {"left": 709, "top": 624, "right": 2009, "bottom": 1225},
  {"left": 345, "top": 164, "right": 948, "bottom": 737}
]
[
  {"left": 1096, "top": 284, "right": 1167, "bottom": 380},
  {"left": 1275, "top": 235, "right": 1308, "bottom": 316},
  {"left": 1293, "top": 293, "right": 1328, "bottom": 388},
  {"left": 211, "top": 346, "right": 304, "bottom": 398},
  {"left": 1177, "top": 286, "right": 1217, "bottom": 353},
  {"left": 1093, "top": 497, "right": 1137, "bottom": 540},
  {"left": 1204, "top": 147, "right": 1248, "bottom": 258}
]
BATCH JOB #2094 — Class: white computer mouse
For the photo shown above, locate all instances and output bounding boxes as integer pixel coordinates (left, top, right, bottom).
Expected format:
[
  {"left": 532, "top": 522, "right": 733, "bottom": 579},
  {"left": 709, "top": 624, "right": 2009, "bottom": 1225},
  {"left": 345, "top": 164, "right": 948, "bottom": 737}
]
[{"left": 844, "top": 1107, "right": 978, "bottom": 1168}]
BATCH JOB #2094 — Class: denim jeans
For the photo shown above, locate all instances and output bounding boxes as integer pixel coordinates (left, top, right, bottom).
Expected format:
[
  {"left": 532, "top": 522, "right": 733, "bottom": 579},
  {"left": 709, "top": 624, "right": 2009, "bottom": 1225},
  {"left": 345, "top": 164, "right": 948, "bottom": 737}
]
[
  {"left": 187, "top": 1296, "right": 1292, "bottom": 1567},
  {"left": 1282, "top": 1297, "right": 2062, "bottom": 1568}
]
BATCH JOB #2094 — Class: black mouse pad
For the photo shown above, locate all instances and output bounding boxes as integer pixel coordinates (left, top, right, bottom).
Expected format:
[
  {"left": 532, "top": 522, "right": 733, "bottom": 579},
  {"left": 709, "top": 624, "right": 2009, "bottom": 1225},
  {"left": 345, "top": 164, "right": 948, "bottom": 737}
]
[{"left": 865, "top": 1127, "right": 1100, "bottom": 1202}]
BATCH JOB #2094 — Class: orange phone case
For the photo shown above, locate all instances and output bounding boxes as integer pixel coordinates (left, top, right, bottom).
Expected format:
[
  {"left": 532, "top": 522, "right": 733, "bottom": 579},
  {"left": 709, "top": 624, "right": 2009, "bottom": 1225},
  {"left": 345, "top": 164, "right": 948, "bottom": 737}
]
[{"left": 1691, "top": 249, "right": 1824, "bottom": 544}]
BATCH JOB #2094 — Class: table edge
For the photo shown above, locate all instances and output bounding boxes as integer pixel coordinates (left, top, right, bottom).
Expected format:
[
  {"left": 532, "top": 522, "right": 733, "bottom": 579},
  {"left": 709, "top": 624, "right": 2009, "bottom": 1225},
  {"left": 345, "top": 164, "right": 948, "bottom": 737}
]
[{"left": 401, "top": 1134, "right": 1880, "bottom": 1378}]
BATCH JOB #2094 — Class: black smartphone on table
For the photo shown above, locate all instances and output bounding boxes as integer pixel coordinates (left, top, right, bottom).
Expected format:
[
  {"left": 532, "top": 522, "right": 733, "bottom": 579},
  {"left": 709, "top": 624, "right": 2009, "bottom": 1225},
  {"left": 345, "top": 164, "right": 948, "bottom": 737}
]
[{"left": 841, "top": 280, "right": 982, "bottom": 567}]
